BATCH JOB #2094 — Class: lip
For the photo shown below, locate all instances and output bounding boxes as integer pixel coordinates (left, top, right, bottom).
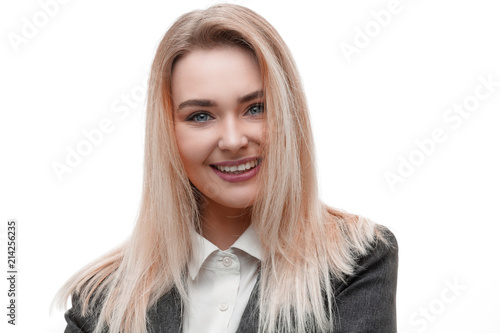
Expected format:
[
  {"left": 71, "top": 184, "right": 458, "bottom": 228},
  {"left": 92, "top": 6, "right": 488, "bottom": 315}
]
[
  {"left": 210, "top": 158, "right": 262, "bottom": 183},
  {"left": 210, "top": 156, "right": 261, "bottom": 167}
]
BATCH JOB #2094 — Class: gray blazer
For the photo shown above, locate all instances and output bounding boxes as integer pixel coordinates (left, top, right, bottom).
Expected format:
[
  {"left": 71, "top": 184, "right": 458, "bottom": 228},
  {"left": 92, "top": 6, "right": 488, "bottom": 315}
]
[{"left": 64, "top": 228, "right": 398, "bottom": 333}]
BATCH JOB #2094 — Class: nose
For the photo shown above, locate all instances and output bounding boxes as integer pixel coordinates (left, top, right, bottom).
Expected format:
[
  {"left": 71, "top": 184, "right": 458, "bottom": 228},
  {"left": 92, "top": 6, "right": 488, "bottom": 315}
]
[{"left": 218, "top": 116, "right": 249, "bottom": 152}]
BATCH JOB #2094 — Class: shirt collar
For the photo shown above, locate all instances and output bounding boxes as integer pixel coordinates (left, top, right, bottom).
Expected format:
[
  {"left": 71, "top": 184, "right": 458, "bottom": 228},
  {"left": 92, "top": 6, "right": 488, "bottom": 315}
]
[
  {"left": 188, "top": 224, "right": 262, "bottom": 280},
  {"left": 231, "top": 224, "right": 262, "bottom": 261}
]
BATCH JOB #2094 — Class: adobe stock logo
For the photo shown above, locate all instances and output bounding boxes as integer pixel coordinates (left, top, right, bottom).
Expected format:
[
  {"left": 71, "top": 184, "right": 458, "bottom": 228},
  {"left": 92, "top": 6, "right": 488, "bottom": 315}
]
[
  {"left": 6, "top": 0, "right": 72, "bottom": 54},
  {"left": 51, "top": 72, "right": 149, "bottom": 182},
  {"left": 402, "top": 278, "right": 467, "bottom": 333},
  {"left": 339, "top": 0, "right": 417, "bottom": 64},
  {"left": 384, "top": 74, "right": 499, "bottom": 192}
]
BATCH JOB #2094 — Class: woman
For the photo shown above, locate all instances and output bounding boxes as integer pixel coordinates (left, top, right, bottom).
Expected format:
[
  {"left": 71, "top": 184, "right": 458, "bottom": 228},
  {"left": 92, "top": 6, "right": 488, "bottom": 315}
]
[{"left": 56, "top": 4, "right": 398, "bottom": 333}]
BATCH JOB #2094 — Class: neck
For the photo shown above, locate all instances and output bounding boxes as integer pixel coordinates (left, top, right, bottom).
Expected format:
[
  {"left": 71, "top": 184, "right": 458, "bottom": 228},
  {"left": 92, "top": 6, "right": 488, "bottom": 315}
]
[{"left": 200, "top": 198, "right": 251, "bottom": 250}]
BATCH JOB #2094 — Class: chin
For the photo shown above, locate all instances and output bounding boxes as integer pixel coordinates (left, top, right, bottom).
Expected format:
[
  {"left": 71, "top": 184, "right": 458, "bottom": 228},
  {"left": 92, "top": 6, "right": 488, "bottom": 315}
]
[
  {"left": 208, "top": 191, "right": 257, "bottom": 210},
  {"left": 194, "top": 178, "right": 259, "bottom": 210},
  {"left": 218, "top": 198, "right": 255, "bottom": 210}
]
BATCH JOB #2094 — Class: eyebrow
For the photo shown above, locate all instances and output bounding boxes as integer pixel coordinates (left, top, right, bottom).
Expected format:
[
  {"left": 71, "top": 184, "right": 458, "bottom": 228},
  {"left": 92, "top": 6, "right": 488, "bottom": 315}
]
[{"left": 177, "top": 89, "right": 264, "bottom": 111}]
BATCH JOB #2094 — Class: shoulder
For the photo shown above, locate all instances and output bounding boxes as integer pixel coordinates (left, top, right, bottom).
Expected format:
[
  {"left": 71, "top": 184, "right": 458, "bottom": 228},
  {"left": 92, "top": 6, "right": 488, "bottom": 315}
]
[
  {"left": 335, "top": 224, "right": 398, "bottom": 293},
  {"left": 365, "top": 224, "right": 398, "bottom": 273},
  {"left": 331, "top": 224, "right": 398, "bottom": 332},
  {"left": 360, "top": 225, "right": 398, "bottom": 283},
  {"left": 363, "top": 224, "right": 398, "bottom": 270}
]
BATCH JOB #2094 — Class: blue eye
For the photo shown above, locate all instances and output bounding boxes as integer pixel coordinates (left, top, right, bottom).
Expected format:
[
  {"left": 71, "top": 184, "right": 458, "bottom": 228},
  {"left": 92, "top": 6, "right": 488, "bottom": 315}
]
[
  {"left": 247, "top": 103, "right": 264, "bottom": 116},
  {"left": 187, "top": 112, "right": 213, "bottom": 123}
]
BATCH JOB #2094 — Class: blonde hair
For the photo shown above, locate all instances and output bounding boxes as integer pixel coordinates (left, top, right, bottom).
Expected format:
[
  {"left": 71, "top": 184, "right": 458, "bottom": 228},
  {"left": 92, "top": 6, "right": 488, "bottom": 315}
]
[{"left": 54, "top": 4, "right": 385, "bottom": 333}]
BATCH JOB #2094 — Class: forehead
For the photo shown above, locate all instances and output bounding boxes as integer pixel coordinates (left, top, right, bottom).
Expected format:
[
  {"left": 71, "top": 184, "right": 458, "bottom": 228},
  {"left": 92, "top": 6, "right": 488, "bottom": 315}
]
[{"left": 171, "top": 46, "right": 262, "bottom": 104}]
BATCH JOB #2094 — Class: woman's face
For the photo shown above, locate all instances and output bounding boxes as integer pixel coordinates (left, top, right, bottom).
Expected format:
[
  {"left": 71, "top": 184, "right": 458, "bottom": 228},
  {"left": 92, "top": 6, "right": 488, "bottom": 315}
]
[{"left": 172, "top": 46, "right": 265, "bottom": 210}]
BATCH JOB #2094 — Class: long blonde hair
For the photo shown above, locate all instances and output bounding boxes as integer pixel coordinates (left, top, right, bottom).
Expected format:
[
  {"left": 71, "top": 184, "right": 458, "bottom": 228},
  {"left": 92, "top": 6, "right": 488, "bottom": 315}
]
[{"left": 55, "top": 4, "right": 384, "bottom": 333}]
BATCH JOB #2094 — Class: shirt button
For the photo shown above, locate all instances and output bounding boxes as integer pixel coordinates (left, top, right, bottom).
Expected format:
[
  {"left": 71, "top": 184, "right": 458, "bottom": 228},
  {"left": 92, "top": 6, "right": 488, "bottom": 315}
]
[
  {"left": 219, "top": 303, "right": 228, "bottom": 311},
  {"left": 222, "top": 257, "right": 232, "bottom": 267}
]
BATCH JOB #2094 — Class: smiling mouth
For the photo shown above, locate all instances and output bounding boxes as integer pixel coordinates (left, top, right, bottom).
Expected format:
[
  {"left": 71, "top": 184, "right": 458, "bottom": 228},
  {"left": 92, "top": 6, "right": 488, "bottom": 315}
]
[{"left": 211, "top": 158, "right": 261, "bottom": 174}]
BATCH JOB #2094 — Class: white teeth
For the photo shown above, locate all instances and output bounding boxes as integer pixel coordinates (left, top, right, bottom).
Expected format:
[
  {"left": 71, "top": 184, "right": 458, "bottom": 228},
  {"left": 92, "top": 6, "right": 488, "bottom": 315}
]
[{"left": 215, "top": 159, "right": 260, "bottom": 173}]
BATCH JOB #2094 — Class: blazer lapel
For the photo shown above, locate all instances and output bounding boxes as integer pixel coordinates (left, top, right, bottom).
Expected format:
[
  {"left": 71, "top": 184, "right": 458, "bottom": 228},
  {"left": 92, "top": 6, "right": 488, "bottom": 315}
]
[
  {"left": 236, "top": 272, "right": 261, "bottom": 333},
  {"left": 147, "top": 287, "right": 183, "bottom": 333},
  {"left": 146, "top": 273, "right": 261, "bottom": 333}
]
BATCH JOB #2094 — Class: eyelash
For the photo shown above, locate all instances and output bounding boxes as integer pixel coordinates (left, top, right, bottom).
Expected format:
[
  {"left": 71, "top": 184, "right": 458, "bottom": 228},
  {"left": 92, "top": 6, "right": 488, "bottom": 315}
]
[
  {"left": 186, "top": 112, "right": 214, "bottom": 123},
  {"left": 186, "top": 103, "right": 265, "bottom": 123}
]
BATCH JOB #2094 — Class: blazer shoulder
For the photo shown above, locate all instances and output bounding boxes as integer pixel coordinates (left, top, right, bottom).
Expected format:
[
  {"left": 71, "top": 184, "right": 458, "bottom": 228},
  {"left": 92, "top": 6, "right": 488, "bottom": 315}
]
[
  {"left": 372, "top": 224, "right": 398, "bottom": 259},
  {"left": 353, "top": 224, "right": 398, "bottom": 281},
  {"left": 331, "top": 224, "right": 399, "bottom": 332}
]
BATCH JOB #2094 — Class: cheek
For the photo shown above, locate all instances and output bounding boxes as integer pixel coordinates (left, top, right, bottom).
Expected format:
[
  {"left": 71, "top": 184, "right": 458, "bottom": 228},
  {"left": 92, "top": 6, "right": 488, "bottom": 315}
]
[
  {"left": 250, "top": 122, "right": 265, "bottom": 146},
  {"left": 174, "top": 127, "right": 212, "bottom": 171}
]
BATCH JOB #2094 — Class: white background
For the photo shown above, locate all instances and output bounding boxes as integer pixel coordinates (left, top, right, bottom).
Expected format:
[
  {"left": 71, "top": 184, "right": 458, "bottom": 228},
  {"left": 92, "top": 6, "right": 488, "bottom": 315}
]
[{"left": 1, "top": 0, "right": 499, "bottom": 332}]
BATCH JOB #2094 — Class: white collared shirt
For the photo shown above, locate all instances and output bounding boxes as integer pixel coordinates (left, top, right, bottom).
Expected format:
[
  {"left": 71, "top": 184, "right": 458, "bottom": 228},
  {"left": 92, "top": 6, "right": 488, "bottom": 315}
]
[{"left": 183, "top": 225, "right": 262, "bottom": 333}]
